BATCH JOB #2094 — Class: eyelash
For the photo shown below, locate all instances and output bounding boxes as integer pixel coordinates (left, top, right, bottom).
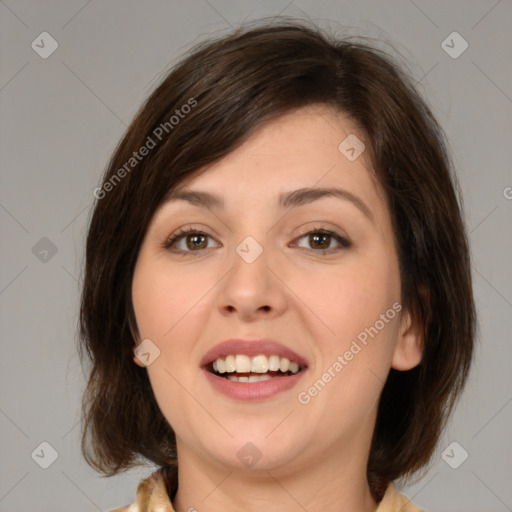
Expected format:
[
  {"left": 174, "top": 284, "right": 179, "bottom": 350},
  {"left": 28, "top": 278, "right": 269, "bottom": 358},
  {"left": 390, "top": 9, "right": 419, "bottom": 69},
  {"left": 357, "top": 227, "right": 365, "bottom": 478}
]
[{"left": 162, "top": 225, "right": 352, "bottom": 255}]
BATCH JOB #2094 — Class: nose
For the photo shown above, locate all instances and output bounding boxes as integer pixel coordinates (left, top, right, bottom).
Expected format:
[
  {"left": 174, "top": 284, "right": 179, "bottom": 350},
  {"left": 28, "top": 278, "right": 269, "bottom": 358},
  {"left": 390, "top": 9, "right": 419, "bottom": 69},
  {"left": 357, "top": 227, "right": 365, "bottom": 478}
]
[{"left": 215, "top": 236, "right": 288, "bottom": 322}]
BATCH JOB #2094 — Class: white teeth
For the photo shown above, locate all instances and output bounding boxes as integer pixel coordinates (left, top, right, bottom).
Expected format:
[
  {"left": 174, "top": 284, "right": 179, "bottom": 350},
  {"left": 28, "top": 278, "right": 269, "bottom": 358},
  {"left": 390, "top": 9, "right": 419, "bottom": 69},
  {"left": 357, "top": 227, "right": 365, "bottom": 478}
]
[
  {"left": 251, "top": 355, "right": 268, "bottom": 373},
  {"left": 227, "top": 374, "right": 272, "bottom": 382},
  {"left": 225, "top": 354, "right": 236, "bottom": 372},
  {"left": 217, "top": 358, "right": 226, "bottom": 374},
  {"left": 235, "top": 354, "right": 251, "bottom": 373},
  {"left": 211, "top": 354, "right": 302, "bottom": 375},
  {"left": 268, "top": 355, "right": 280, "bottom": 371},
  {"left": 248, "top": 374, "right": 271, "bottom": 382},
  {"left": 279, "top": 357, "right": 290, "bottom": 372}
]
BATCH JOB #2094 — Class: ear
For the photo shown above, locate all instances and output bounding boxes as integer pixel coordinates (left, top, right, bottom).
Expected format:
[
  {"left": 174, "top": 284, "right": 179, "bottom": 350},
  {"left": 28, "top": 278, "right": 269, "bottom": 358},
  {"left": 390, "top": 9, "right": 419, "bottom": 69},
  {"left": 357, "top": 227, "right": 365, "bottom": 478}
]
[
  {"left": 391, "top": 306, "right": 424, "bottom": 371},
  {"left": 128, "top": 314, "right": 145, "bottom": 367},
  {"left": 133, "top": 354, "right": 146, "bottom": 367},
  {"left": 132, "top": 341, "right": 147, "bottom": 367}
]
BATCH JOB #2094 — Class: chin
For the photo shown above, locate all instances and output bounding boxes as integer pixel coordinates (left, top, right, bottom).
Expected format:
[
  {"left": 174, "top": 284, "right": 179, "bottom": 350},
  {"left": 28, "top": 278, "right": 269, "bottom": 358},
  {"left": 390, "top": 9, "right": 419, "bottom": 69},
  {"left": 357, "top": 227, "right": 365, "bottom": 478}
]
[{"left": 196, "top": 429, "right": 307, "bottom": 473}]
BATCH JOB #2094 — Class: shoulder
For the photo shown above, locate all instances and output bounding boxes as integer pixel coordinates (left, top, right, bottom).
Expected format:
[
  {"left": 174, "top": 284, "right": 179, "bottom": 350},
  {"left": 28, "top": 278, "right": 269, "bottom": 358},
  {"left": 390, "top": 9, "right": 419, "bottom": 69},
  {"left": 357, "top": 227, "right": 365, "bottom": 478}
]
[
  {"left": 376, "top": 482, "right": 425, "bottom": 512},
  {"left": 108, "top": 468, "right": 175, "bottom": 512}
]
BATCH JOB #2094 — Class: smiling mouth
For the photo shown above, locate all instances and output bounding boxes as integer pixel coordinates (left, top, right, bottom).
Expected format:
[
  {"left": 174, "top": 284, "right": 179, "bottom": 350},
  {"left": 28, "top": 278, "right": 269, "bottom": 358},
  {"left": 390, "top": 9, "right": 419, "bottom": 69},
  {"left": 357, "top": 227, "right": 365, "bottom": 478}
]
[{"left": 207, "top": 354, "right": 306, "bottom": 382}]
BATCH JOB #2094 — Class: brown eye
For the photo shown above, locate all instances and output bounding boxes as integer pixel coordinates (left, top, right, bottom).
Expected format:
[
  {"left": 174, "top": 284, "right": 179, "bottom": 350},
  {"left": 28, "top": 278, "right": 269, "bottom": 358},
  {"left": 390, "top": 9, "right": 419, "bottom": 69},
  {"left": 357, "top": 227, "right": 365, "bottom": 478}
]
[
  {"left": 164, "top": 228, "right": 218, "bottom": 253},
  {"left": 185, "top": 233, "right": 208, "bottom": 250},
  {"left": 294, "top": 228, "right": 351, "bottom": 253},
  {"left": 163, "top": 227, "right": 351, "bottom": 255},
  {"left": 308, "top": 233, "right": 331, "bottom": 250}
]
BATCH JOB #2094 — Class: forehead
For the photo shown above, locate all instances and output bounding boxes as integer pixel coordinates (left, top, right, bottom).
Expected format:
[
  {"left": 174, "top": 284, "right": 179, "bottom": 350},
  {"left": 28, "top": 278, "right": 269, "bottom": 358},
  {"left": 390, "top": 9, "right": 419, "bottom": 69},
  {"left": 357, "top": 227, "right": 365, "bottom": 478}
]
[{"left": 162, "top": 105, "right": 385, "bottom": 215}]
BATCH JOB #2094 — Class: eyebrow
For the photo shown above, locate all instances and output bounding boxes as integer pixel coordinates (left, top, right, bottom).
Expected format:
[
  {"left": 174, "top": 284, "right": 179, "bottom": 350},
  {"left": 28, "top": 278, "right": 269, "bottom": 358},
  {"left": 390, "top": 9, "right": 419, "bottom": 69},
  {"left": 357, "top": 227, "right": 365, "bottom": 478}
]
[{"left": 162, "top": 187, "right": 374, "bottom": 222}]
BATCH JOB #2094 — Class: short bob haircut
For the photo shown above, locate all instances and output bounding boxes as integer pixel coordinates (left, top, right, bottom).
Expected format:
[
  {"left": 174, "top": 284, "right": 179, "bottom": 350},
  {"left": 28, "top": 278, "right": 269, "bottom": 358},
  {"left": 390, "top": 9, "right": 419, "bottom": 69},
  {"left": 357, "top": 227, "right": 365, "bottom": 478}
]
[{"left": 78, "top": 18, "right": 475, "bottom": 498}]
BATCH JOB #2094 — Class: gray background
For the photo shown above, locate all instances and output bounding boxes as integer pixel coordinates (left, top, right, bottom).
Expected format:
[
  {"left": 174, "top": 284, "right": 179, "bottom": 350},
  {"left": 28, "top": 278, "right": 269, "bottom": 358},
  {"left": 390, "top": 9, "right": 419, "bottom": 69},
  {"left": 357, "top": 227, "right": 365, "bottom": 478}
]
[{"left": 1, "top": 1, "right": 511, "bottom": 511}]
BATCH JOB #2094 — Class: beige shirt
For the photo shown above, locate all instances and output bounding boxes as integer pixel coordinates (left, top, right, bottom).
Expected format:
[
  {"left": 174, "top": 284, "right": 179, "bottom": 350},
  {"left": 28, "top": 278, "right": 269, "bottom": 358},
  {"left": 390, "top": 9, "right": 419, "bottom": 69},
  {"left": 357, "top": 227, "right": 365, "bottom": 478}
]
[{"left": 110, "top": 469, "right": 424, "bottom": 512}]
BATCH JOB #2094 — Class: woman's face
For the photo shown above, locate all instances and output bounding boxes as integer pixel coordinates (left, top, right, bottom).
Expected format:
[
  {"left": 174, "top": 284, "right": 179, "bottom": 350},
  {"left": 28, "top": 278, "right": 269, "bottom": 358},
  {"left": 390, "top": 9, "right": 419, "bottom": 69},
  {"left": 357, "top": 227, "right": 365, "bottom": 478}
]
[{"left": 131, "top": 104, "right": 422, "bottom": 475}]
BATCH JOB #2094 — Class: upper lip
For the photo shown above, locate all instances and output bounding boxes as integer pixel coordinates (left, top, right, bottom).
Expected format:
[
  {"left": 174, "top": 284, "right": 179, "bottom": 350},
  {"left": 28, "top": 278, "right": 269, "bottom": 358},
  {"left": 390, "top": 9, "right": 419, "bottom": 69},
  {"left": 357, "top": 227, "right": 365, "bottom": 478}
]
[{"left": 200, "top": 339, "right": 309, "bottom": 368}]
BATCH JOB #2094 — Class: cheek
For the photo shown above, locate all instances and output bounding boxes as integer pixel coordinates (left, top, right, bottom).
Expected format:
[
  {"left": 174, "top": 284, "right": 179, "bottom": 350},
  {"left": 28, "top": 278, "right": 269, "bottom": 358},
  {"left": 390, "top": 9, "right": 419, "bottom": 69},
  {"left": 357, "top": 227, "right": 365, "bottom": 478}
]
[
  {"left": 131, "top": 257, "right": 209, "bottom": 339},
  {"left": 131, "top": 258, "right": 211, "bottom": 436},
  {"left": 291, "top": 252, "right": 401, "bottom": 414},
  {"left": 295, "top": 256, "right": 400, "bottom": 344},
  {"left": 295, "top": 266, "right": 401, "bottom": 437}
]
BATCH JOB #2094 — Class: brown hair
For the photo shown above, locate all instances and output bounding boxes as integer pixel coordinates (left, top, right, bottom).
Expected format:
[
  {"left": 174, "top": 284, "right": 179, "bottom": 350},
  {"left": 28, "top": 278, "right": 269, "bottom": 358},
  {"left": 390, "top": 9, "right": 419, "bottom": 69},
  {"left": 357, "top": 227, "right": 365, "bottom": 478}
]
[{"left": 78, "top": 18, "right": 475, "bottom": 498}]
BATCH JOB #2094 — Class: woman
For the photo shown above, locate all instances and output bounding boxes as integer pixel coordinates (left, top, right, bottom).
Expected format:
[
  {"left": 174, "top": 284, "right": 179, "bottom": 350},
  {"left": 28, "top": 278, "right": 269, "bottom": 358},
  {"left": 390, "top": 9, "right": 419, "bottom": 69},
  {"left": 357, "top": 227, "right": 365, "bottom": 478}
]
[{"left": 79, "top": 19, "right": 475, "bottom": 512}]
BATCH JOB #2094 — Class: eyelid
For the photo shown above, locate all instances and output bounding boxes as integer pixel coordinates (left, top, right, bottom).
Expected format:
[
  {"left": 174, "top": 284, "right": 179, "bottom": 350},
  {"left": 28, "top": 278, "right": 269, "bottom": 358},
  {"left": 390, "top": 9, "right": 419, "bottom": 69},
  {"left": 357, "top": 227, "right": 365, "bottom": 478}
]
[
  {"left": 292, "top": 225, "right": 351, "bottom": 251},
  {"left": 162, "top": 224, "right": 352, "bottom": 254},
  {"left": 161, "top": 225, "right": 218, "bottom": 251}
]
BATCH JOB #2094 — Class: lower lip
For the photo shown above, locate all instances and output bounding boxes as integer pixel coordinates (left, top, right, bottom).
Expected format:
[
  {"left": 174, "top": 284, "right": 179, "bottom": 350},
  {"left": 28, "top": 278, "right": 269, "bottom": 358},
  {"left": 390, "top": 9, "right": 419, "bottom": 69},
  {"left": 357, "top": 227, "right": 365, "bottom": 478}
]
[{"left": 203, "top": 368, "right": 307, "bottom": 401}]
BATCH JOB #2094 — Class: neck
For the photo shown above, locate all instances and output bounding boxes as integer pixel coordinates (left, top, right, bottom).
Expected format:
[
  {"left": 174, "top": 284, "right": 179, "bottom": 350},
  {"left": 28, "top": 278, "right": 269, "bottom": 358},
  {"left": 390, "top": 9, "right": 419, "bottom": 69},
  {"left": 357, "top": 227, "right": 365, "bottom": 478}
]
[{"left": 171, "top": 438, "right": 379, "bottom": 512}]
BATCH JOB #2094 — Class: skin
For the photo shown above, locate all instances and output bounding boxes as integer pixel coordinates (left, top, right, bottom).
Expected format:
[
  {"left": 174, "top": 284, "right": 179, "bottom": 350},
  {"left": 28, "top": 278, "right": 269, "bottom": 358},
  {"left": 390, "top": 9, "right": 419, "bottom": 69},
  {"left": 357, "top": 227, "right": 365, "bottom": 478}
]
[{"left": 131, "top": 104, "right": 423, "bottom": 512}]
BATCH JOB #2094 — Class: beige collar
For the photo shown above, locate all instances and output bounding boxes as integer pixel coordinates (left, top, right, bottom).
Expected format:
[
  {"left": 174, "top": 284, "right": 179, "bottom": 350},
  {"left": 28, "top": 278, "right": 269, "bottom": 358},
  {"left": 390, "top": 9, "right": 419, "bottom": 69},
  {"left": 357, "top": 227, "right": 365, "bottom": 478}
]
[{"left": 110, "top": 468, "right": 424, "bottom": 512}]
